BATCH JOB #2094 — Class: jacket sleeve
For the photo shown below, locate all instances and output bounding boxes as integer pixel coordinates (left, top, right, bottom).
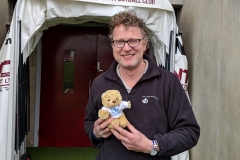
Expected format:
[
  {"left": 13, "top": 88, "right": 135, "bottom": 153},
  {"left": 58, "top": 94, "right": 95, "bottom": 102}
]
[
  {"left": 154, "top": 75, "right": 200, "bottom": 156},
  {"left": 84, "top": 85, "right": 103, "bottom": 147}
]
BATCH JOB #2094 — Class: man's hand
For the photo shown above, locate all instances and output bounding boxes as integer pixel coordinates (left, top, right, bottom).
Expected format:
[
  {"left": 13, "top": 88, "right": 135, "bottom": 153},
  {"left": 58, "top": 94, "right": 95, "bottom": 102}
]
[
  {"left": 93, "top": 117, "right": 113, "bottom": 139},
  {"left": 110, "top": 123, "right": 153, "bottom": 154}
]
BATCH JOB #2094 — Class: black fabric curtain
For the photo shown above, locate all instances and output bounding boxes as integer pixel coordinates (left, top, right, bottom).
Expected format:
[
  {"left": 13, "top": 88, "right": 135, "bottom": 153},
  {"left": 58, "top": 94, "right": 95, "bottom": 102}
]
[{"left": 15, "top": 20, "right": 30, "bottom": 152}]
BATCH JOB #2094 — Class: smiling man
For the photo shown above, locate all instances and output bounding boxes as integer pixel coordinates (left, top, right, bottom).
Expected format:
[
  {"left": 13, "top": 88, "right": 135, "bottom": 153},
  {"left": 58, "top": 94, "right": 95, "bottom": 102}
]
[
  {"left": 110, "top": 23, "right": 148, "bottom": 89},
  {"left": 84, "top": 11, "right": 200, "bottom": 160}
]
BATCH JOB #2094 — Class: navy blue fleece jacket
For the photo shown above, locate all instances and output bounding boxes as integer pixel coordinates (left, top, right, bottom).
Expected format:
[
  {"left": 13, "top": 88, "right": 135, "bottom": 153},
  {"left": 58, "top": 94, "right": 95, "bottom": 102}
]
[{"left": 84, "top": 54, "right": 200, "bottom": 160}]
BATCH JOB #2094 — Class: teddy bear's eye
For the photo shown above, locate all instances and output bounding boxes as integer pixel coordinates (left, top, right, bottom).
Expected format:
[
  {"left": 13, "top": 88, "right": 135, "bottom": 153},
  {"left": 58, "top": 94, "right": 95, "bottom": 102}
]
[{"left": 108, "top": 99, "right": 110, "bottom": 101}]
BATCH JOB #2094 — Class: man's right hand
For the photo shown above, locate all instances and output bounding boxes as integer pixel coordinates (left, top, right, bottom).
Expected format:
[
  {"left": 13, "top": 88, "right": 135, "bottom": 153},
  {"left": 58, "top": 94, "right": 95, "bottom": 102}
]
[{"left": 93, "top": 117, "right": 113, "bottom": 139}]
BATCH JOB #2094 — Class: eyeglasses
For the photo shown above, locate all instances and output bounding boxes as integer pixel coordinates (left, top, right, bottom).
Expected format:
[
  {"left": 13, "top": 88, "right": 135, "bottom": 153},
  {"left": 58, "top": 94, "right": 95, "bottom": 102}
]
[{"left": 111, "top": 38, "right": 144, "bottom": 48}]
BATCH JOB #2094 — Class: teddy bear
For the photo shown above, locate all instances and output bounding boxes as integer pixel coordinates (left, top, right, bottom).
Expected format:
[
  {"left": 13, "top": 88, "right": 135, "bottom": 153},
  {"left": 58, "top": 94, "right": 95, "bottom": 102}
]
[{"left": 98, "top": 89, "right": 131, "bottom": 128}]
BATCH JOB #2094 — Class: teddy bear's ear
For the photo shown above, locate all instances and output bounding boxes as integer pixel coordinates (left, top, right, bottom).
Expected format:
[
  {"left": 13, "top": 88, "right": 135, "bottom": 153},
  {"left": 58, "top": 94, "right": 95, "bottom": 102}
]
[{"left": 101, "top": 92, "right": 106, "bottom": 99}]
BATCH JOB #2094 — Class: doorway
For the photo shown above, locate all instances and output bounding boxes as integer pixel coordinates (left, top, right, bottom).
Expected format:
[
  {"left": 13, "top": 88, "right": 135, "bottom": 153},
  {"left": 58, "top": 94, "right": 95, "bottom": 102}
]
[{"left": 38, "top": 25, "right": 114, "bottom": 147}]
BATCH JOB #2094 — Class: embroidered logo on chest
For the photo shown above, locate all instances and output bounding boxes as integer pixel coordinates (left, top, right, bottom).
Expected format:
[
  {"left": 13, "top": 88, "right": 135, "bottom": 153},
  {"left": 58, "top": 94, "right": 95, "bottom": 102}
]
[{"left": 142, "top": 96, "right": 159, "bottom": 104}]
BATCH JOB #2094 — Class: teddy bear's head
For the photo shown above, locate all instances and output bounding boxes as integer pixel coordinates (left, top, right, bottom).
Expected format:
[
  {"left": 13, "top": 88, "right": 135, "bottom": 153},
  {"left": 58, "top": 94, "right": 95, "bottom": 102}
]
[{"left": 101, "top": 90, "right": 122, "bottom": 108}]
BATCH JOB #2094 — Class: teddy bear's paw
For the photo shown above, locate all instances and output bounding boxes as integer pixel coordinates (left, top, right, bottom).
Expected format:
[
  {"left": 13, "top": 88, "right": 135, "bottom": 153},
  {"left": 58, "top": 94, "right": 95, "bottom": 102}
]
[
  {"left": 98, "top": 110, "right": 109, "bottom": 119},
  {"left": 119, "top": 121, "right": 128, "bottom": 128},
  {"left": 128, "top": 101, "right": 131, "bottom": 108}
]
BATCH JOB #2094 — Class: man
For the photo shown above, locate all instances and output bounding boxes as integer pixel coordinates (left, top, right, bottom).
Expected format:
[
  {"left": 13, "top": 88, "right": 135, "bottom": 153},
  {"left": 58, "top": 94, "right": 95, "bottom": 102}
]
[{"left": 84, "top": 11, "right": 200, "bottom": 160}]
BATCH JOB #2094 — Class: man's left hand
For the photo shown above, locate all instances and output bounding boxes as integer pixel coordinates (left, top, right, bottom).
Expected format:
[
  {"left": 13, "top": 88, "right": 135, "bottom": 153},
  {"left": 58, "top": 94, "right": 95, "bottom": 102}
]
[{"left": 110, "top": 123, "right": 152, "bottom": 154}]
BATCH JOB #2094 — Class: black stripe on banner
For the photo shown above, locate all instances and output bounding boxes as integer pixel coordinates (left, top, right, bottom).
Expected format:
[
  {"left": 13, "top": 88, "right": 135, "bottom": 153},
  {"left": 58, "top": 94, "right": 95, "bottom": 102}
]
[{"left": 176, "top": 37, "right": 186, "bottom": 55}]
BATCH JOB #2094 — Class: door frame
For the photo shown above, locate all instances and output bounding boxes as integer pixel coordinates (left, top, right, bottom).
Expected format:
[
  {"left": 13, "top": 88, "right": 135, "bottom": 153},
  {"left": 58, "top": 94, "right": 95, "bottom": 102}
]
[
  {"left": 33, "top": 23, "right": 109, "bottom": 147},
  {"left": 33, "top": 38, "right": 42, "bottom": 147}
]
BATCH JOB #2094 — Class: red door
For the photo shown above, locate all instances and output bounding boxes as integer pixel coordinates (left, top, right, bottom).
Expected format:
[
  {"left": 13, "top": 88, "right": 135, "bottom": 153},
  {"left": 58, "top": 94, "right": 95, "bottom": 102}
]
[{"left": 39, "top": 25, "right": 114, "bottom": 147}]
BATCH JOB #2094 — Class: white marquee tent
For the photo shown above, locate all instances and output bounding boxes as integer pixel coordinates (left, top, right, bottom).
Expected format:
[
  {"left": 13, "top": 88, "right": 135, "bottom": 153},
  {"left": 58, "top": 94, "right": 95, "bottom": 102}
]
[{"left": 0, "top": 0, "right": 190, "bottom": 159}]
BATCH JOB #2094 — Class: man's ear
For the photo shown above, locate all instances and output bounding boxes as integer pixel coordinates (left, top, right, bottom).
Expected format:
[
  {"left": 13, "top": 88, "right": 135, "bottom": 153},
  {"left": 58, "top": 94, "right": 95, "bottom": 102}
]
[
  {"left": 27, "top": 158, "right": 30, "bottom": 160},
  {"left": 143, "top": 39, "right": 148, "bottom": 51}
]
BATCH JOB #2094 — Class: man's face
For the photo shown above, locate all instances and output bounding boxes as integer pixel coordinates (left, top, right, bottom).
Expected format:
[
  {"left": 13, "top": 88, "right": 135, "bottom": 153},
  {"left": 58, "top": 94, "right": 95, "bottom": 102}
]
[{"left": 111, "top": 24, "right": 147, "bottom": 70}]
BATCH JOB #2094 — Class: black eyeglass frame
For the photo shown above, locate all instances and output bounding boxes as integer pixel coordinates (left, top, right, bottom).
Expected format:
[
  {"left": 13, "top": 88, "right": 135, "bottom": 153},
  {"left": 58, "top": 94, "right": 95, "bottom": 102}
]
[{"left": 111, "top": 38, "right": 145, "bottom": 48}]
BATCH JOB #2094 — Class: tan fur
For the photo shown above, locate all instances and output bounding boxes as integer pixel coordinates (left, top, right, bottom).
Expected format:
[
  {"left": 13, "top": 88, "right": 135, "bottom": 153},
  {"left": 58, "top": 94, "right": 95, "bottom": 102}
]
[{"left": 98, "top": 90, "right": 131, "bottom": 128}]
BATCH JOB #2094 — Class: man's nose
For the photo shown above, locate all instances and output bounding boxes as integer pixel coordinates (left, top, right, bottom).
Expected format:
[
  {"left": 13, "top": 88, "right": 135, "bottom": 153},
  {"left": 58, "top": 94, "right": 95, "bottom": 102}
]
[{"left": 123, "top": 42, "right": 132, "bottom": 51}]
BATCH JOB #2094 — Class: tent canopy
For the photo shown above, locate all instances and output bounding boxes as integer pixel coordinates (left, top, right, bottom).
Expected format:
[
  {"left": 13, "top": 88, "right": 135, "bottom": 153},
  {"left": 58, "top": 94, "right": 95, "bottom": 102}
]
[{"left": 17, "top": 0, "right": 175, "bottom": 65}]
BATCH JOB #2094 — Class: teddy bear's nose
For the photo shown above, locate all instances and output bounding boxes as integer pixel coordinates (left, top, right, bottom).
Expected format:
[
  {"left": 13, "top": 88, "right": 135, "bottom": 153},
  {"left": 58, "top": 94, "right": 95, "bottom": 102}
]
[{"left": 112, "top": 100, "right": 116, "bottom": 103}]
